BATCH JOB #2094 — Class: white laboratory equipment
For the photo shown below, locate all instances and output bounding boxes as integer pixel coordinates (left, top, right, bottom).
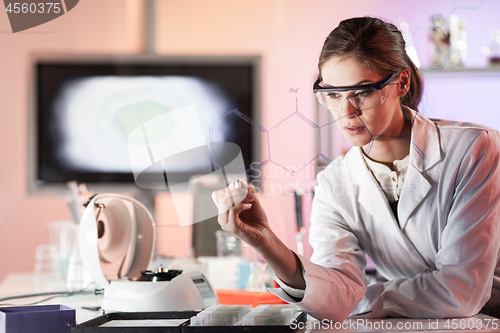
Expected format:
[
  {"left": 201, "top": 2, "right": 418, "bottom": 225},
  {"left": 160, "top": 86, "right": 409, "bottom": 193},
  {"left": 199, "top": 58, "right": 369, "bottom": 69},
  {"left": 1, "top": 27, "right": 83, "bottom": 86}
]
[{"left": 79, "top": 193, "right": 218, "bottom": 313}]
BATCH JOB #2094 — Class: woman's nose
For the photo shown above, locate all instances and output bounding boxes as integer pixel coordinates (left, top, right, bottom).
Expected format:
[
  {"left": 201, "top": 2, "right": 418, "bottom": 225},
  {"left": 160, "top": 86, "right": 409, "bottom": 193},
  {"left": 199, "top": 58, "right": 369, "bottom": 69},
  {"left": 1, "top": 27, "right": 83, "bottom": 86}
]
[{"left": 340, "top": 98, "right": 360, "bottom": 118}]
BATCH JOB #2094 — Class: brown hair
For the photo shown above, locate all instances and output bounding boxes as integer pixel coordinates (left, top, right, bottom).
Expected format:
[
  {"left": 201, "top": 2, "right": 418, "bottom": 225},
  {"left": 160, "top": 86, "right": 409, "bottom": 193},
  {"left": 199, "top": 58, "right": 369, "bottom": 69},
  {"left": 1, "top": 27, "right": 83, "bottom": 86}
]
[{"left": 318, "top": 17, "right": 423, "bottom": 110}]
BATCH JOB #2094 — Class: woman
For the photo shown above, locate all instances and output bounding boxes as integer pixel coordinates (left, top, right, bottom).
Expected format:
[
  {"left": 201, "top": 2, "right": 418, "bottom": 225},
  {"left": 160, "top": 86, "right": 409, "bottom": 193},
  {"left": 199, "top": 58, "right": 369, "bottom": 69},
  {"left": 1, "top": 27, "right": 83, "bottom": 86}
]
[{"left": 212, "top": 17, "right": 500, "bottom": 321}]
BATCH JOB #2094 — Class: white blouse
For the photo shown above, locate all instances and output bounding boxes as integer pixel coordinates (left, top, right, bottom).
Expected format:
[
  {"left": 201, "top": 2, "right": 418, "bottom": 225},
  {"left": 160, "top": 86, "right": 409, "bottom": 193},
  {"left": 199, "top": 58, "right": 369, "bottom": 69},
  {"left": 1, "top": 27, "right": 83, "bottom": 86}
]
[{"left": 362, "top": 152, "right": 409, "bottom": 204}]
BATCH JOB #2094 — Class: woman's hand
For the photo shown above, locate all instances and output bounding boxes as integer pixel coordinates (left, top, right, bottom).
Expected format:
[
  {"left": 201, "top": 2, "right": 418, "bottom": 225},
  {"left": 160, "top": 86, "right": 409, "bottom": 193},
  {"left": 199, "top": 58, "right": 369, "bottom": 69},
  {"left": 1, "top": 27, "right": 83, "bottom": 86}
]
[
  {"left": 212, "top": 180, "right": 306, "bottom": 290},
  {"left": 211, "top": 181, "right": 270, "bottom": 250}
]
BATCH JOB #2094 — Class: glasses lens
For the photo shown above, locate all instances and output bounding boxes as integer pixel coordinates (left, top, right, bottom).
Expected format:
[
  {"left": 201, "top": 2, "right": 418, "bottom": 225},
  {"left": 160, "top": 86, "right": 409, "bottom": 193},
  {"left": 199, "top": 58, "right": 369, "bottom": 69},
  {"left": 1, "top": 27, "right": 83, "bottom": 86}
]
[
  {"left": 316, "top": 91, "right": 342, "bottom": 111},
  {"left": 353, "top": 88, "right": 386, "bottom": 110},
  {"left": 316, "top": 86, "right": 390, "bottom": 115}
]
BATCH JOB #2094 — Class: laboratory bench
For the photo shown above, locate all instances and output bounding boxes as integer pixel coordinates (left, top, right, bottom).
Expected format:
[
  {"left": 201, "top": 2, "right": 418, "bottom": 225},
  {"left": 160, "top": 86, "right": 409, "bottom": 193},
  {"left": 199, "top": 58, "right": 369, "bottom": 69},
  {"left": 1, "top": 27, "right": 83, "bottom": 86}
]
[
  {"left": 1, "top": 272, "right": 499, "bottom": 332},
  {"left": 0, "top": 272, "right": 103, "bottom": 324}
]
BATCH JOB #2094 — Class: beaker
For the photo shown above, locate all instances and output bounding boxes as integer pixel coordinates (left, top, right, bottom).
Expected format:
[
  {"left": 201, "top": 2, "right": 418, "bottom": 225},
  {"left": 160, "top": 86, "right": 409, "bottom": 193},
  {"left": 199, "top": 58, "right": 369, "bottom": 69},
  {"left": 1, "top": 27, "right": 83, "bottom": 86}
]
[
  {"left": 46, "top": 220, "right": 78, "bottom": 278},
  {"left": 246, "top": 262, "right": 267, "bottom": 292}
]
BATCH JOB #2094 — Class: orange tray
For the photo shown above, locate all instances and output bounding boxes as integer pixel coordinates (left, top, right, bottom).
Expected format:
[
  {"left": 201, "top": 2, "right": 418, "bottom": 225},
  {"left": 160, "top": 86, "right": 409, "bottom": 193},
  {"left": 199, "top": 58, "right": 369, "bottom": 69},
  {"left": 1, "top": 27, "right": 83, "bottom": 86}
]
[{"left": 215, "top": 289, "right": 287, "bottom": 307}]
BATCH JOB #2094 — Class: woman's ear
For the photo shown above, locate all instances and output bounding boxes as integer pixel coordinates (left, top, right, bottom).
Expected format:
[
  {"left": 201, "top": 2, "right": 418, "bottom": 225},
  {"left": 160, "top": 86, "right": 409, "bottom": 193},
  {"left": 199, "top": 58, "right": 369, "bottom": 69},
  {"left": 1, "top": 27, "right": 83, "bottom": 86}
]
[{"left": 398, "top": 68, "right": 411, "bottom": 97}]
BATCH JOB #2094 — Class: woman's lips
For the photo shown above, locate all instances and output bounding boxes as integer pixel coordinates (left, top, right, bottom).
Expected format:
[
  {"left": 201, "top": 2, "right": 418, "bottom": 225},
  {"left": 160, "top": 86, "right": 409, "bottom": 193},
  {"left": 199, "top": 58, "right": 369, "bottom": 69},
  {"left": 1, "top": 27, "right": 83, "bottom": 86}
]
[{"left": 343, "top": 125, "right": 365, "bottom": 135}]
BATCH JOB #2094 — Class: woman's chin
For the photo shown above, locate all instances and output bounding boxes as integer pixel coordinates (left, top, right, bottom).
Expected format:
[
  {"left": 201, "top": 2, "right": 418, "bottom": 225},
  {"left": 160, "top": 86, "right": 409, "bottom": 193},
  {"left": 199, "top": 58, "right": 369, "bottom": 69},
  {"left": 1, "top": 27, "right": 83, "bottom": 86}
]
[{"left": 344, "top": 136, "right": 372, "bottom": 148}]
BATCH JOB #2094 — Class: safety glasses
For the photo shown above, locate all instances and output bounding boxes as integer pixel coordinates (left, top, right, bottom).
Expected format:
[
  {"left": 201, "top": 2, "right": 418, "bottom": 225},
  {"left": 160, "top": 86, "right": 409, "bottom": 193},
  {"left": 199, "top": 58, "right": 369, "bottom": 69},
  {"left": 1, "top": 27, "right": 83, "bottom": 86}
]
[{"left": 313, "top": 73, "right": 399, "bottom": 112}]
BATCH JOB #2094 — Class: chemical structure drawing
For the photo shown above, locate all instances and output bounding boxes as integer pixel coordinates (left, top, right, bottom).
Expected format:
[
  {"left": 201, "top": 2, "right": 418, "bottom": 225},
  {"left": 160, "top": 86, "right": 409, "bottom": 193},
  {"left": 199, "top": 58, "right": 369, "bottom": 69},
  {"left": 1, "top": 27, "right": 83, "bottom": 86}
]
[
  {"left": 128, "top": 87, "right": 432, "bottom": 211},
  {"left": 266, "top": 89, "right": 320, "bottom": 177},
  {"left": 209, "top": 108, "right": 269, "bottom": 182},
  {"left": 207, "top": 85, "right": 429, "bottom": 195},
  {"left": 208, "top": 89, "right": 321, "bottom": 179},
  {"left": 130, "top": 1, "right": 490, "bottom": 198}
]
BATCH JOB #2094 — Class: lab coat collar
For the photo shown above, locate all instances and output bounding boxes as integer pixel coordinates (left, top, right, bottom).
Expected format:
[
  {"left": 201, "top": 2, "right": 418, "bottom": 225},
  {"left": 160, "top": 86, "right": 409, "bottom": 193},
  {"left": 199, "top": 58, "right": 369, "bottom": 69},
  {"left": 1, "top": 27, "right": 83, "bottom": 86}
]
[
  {"left": 405, "top": 107, "right": 442, "bottom": 173},
  {"left": 347, "top": 107, "right": 441, "bottom": 185}
]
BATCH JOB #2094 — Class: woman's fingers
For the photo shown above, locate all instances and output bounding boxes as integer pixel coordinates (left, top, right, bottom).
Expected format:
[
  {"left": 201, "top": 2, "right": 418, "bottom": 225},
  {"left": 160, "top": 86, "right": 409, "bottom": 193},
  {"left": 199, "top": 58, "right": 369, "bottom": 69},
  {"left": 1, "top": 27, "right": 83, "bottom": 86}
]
[
  {"left": 211, "top": 181, "right": 267, "bottom": 248},
  {"left": 224, "top": 202, "right": 252, "bottom": 233},
  {"left": 229, "top": 180, "right": 257, "bottom": 205},
  {"left": 211, "top": 186, "right": 235, "bottom": 213},
  {"left": 240, "top": 181, "right": 257, "bottom": 203},
  {"left": 229, "top": 180, "right": 251, "bottom": 206},
  {"left": 211, "top": 180, "right": 255, "bottom": 231},
  {"left": 211, "top": 181, "right": 254, "bottom": 212}
]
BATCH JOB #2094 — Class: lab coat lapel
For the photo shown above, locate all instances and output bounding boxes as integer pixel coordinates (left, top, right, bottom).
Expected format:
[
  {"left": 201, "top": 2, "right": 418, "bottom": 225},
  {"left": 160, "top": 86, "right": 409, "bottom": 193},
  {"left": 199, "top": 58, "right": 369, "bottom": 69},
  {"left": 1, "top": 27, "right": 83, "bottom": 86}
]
[
  {"left": 398, "top": 164, "right": 432, "bottom": 230},
  {"left": 398, "top": 109, "right": 442, "bottom": 229},
  {"left": 350, "top": 148, "right": 414, "bottom": 252},
  {"left": 352, "top": 148, "right": 389, "bottom": 216}
]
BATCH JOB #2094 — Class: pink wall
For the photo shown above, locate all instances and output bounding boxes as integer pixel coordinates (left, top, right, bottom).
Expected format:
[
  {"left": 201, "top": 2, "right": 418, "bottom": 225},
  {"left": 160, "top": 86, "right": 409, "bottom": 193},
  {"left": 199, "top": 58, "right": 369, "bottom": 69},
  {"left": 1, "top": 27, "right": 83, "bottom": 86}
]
[
  {"left": 0, "top": 0, "right": 145, "bottom": 280},
  {"left": 1, "top": 0, "right": 500, "bottom": 281}
]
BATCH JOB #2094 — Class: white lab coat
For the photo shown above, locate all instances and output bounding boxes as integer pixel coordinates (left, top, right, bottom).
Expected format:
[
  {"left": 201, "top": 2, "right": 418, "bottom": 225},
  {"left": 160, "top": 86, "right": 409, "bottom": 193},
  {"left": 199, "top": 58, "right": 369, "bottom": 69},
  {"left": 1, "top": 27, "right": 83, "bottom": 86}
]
[{"left": 269, "top": 107, "right": 500, "bottom": 321}]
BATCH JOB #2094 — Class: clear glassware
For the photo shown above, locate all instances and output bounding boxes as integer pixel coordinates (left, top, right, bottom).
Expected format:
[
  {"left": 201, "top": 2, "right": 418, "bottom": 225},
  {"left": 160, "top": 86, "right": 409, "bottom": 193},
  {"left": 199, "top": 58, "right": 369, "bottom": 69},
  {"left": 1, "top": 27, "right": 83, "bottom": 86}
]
[{"left": 246, "top": 262, "right": 267, "bottom": 292}]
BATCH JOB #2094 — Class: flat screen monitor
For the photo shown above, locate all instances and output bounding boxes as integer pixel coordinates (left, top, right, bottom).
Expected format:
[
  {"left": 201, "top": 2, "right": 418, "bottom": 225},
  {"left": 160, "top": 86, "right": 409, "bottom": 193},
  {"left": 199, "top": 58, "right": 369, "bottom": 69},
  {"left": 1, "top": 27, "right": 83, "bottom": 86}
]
[{"left": 29, "top": 55, "right": 261, "bottom": 195}]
